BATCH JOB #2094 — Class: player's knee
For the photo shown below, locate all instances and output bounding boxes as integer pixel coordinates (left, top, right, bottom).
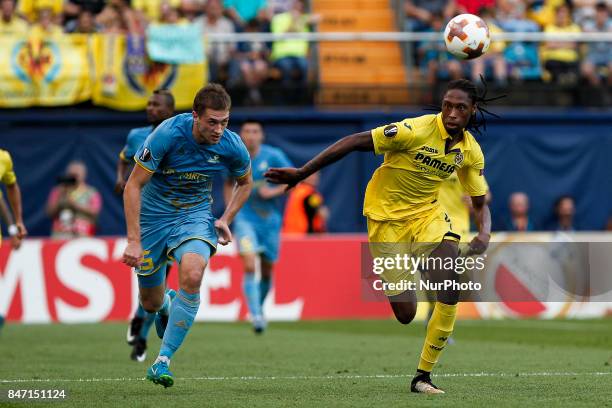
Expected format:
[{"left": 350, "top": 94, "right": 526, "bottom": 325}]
[
  {"left": 180, "top": 267, "right": 204, "bottom": 292},
  {"left": 395, "top": 307, "right": 417, "bottom": 325},
  {"left": 141, "top": 297, "right": 164, "bottom": 313}
]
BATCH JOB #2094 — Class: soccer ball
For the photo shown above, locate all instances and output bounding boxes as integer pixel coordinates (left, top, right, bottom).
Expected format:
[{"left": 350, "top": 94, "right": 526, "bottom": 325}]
[{"left": 444, "top": 14, "right": 491, "bottom": 60}]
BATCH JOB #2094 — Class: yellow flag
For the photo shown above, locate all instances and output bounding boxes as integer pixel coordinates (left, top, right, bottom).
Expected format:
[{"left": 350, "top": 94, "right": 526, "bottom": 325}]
[{"left": 0, "top": 33, "right": 91, "bottom": 107}]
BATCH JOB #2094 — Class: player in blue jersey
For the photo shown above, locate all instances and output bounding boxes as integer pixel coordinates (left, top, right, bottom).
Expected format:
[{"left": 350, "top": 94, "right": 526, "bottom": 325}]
[
  {"left": 115, "top": 89, "right": 175, "bottom": 193},
  {"left": 225, "top": 120, "right": 292, "bottom": 334},
  {"left": 115, "top": 90, "right": 175, "bottom": 363},
  {"left": 122, "top": 84, "right": 252, "bottom": 388}
]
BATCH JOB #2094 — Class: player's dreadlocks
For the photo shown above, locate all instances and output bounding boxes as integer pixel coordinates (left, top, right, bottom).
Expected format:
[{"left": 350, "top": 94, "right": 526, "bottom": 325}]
[{"left": 428, "top": 76, "right": 506, "bottom": 135}]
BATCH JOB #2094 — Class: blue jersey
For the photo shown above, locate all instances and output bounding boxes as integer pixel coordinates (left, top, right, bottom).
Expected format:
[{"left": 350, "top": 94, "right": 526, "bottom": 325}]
[
  {"left": 135, "top": 113, "right": 251, "bottom": 218},
  {"left": 237, "top": 144, "right": 292, "bottom": 222},
  {"left": 120, "top": 125, "right": 153, "bottom": 162}
]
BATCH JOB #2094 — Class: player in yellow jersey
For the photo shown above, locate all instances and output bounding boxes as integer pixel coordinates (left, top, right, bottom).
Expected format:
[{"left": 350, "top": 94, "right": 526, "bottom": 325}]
[
  {"left": 266, "top": 79, "right": 492, "bottom": 395},
  {"left": 0, "top": 149, "right": 27, "bottom": 331}
]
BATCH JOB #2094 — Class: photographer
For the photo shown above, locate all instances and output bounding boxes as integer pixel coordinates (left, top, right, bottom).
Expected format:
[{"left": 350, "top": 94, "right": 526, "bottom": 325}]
[{"left": 46, "top": 161, "right": 102, "bottom": 239}]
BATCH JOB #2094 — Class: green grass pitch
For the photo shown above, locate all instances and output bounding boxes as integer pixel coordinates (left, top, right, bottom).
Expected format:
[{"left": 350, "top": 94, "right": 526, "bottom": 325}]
[{"left": 1, "top": 319, "right": 611, "bottom": 407}]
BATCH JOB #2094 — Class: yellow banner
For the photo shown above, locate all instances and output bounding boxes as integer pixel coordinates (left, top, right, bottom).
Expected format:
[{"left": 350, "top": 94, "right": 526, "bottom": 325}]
[
  {"left": 0, "top": 33, "right": 91, "bottom": 107},
  {"left": 91, "top": 34, "right": 206, "bottom": 111}
]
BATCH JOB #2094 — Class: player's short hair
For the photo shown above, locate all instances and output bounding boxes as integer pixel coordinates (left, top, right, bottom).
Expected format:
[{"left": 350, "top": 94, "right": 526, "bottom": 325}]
[
  {"left": 193, "top": 83, "right": 231, "bottom": 116},
  {"left": 153, "top": 89, "right": 175, "bottom": 110},
  {"left": 241, "top": 118, "right": 264, "bottom": 130}
]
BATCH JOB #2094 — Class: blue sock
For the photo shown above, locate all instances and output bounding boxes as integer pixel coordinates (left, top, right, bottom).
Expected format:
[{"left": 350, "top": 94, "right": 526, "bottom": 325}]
[
  {"left": 259, "top": 278, "right": 271, "bottom": 307},
  {"left": 135, "top": 303, "right": 147, "bottom": 319},
  {"left": 139, "top": 311, "right": 156, "bottom": 340},
  {"left": 243, "top": 273, "right": 262, "bottom": 319},
  {"left": 159, "top": 289, "right": 200, "bottom": 359}
]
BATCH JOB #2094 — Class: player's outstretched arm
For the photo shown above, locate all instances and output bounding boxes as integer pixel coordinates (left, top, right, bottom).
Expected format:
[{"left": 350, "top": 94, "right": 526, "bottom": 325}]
[
  {"left": 122, "top": 165, "right": 153, "bottom": 267},
  {"left": 467, "top": 195, "right": 491, "bottom": 256},
  {"left": 265, "top": 131, "right": 373, "bottom": 187},
  {"left": 6, "top": 182, "right": 26, "bottom": 239},
  {"left": 217, "top": 170, "right": 253, "bottom": 245}
]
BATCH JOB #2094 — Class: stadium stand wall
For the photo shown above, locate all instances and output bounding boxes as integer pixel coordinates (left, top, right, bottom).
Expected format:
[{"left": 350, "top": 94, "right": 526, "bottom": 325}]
[{"left": 0, "top": 108, "right": 610, "bottom": 236}]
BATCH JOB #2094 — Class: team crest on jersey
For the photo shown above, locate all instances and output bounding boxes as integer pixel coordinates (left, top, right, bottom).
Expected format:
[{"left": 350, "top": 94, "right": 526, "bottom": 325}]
[
  {"left": 383, "top": 125, "right": 398, "bottom": 138},
  {"left": 207, "top": 154, "right": 220, "bottom": 164},
  {"left": 454, "top": 152, "right": 464, "bottom": 165},
  {"left": 139, "top": 148, "right": 151, "bottom": 162}
]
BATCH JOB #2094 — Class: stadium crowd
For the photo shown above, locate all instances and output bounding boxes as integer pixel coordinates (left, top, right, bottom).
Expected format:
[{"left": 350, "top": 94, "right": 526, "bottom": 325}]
[
  {"left": 0, "top": 0, "right": 317, "bottom": 104},
  {"left": 406, "top": 0, "right": 611, "bottom": 87}
]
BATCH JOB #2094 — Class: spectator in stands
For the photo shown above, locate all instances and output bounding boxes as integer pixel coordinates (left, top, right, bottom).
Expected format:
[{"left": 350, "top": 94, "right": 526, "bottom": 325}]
[
  {"left": 283, "top": 172, "right": 328, "bottom": 234},
  {"left": 132, "top": 0, "right": 181, "bottom": 23},
  {"left": 31, "top": 7, "right": 63, "bottom": 36},
  {"left": 550, "top": 195, "right": 577, "bottom": 231},
  {"left": 270, "top": 0, "right": 319, "bottom": 91},
  {"left": 180, "top": 0, "right": 205, "bottom": 22},
  {"left": 65, "top": 9, "right": 98, "bottom": 33},
  {"left": 503, "top": 192, "right": 535, "bottom": 231},
  {"left": 46, "top": 161, "right": 102, "bottom": 239},
  {"left": 224, "top": 0, "right": 269, "bottom": 29},
  {"left": 0, "top": 0, "right": 28, "bottom": 35},
  {"left": 470, "top": 7, "right": 508, "bottom": 86},
  {"left": 417, "top": 13, "right": 463, "bottom": 93},
  {"left": 455, "top": 0, "right": 495, "bottom": 15},
  {"left": 268, "top": 0, "right": 293, "bottom": 15},
  {"left": 64, "top": 0, "right": 106, "bottom": 23},
  {"left": 159, "top": 1, "right": 184, "bottom": 24},
  {"left": 580, "top": 2, "right": 611, "bottom": 86},
  {"left": 497, "top": 0, "right": 542, "bottom": 81},
  {"left": 230, "top": 18, "right": 270, "bottom": 104},
  {"left": 17, "top": 0, "right": 63, "bottom": 23},
  {"left": 96, "top": 0, "right": 144, "bottom": 35},
  {"left": 541, "top": 2, "right": 581, "bottom": 83},
  {"left": 198, "top": 0, "right": 236, "bottom": 83},
  {"left": 404, "top": 0, "right": 455, "bottom": 32}
]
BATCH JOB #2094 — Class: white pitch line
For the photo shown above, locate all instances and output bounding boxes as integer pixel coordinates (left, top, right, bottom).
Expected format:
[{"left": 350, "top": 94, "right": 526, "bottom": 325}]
[{"left": 0, "top": 372, "right": 610, "bottom": 384}]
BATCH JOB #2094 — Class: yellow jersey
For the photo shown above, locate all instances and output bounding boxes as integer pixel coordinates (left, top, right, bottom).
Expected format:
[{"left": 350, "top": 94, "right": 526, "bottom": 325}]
[
  {"left": 17, "top": 0, "right": 63, "bottom": 22},
  {"left": 0, "top": 17, "right": 29, "bottom": 35},
  {"left": 0, "top": 150, "right": 17, "bottom": 187},
  {"left": 364, "top": 113, "right": 487, "bottom": 221},
  {"left": 438, "top": 172, "right": 490, "bottom": 237}
]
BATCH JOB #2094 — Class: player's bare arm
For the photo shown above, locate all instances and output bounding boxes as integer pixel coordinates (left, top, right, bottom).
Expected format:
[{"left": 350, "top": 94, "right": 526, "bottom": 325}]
[
  {"left": 0, "top": 193, "right": 21, "bottom": 249},
  {"left": 217, "top": 170, "right": 253, "bottom": 245},
  {"left": 115, "top": 154, "right": 130, "bottom": 194},
  {"left": 265, "top": 131, "right": 373, "bottom": 187},
  {"left": 6, "top": 182, "right": 26, "bottom": 238},
  {"left": 122, "top": 164, "right": 153, "bottom": 267},
  {"left": 467, "top": 194, "right": 491, "bottom": 255}
]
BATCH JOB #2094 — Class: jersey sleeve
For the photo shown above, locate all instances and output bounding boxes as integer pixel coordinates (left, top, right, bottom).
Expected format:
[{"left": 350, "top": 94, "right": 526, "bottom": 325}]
[
  {"left": 457, "top": 148, "right": 487, "bottom": 197},
  {"left": 229, "top": 140, "right": 251, "bottom": 180},
  {"left": 121, "top": 130, "right": 139, "bottom": 163},
  {"left": 370, "top": 119, "right": 416, "bottom": 155},
  {"left": 0, "top": 152, "right": 17, "bottom": 186},
  {"left": 134, "top": 126, "right": 171, "bottom": 173},
  {"left": 272, "top": 148, "right": 293, "bottom": 168}
]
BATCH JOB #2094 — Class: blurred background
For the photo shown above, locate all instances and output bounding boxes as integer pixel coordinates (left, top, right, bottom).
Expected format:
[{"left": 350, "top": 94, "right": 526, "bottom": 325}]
[{"left": 0, "top": 0, "right": 610, "bottom": 322}]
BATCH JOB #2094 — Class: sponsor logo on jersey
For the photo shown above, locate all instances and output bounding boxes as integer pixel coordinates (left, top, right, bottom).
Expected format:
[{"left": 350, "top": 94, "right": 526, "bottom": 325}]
[{"left": 414, "top": 152, "right": 455, "bottom": 174}]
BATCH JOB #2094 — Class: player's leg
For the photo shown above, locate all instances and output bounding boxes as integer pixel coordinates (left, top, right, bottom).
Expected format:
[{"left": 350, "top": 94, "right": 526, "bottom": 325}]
[
  {"left": 412, "top": 212, "right": 461, "bottom": 394},
  {"left": 258, "top": 218, "right": 281, "bottom": 308},
  {"left": 147, "top": 239, "right": 211, "bottom": 388},
  {"left": 234, "top": 219, "right": 264, "bottom": 331},
  {"left": 131, "top": 234, "right": 169, "bottom": 362}
]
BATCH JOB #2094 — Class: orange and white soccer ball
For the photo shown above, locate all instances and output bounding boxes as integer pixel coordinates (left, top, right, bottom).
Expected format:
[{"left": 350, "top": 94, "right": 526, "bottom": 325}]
[{"left": 444, "top": 14, "right": 491, "bottom": 60}]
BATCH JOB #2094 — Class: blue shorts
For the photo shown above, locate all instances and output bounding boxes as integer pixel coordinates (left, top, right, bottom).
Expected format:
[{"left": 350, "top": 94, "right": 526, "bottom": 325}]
[
  {"left": 233, "top": 216, "right": 281, "bottom": 262},
  {"left": 136, "top": 214, "right": 217, "bottom": 288}
]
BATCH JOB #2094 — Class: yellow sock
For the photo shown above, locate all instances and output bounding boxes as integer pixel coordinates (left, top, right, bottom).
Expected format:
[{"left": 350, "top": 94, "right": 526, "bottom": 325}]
[{"left": 418, "top": 302, "right": 458, "bottom": 372}]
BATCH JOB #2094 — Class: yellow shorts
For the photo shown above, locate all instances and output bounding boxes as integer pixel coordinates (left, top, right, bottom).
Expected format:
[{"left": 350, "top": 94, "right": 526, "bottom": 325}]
[{"left": 367, "top": 210, "right": 460, "bottom": 296}]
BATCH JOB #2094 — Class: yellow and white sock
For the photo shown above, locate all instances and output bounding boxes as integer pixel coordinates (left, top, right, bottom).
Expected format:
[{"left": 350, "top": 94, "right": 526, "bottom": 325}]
[{"left": 418, "top": 302, "right": 457, "bottom": 372}]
